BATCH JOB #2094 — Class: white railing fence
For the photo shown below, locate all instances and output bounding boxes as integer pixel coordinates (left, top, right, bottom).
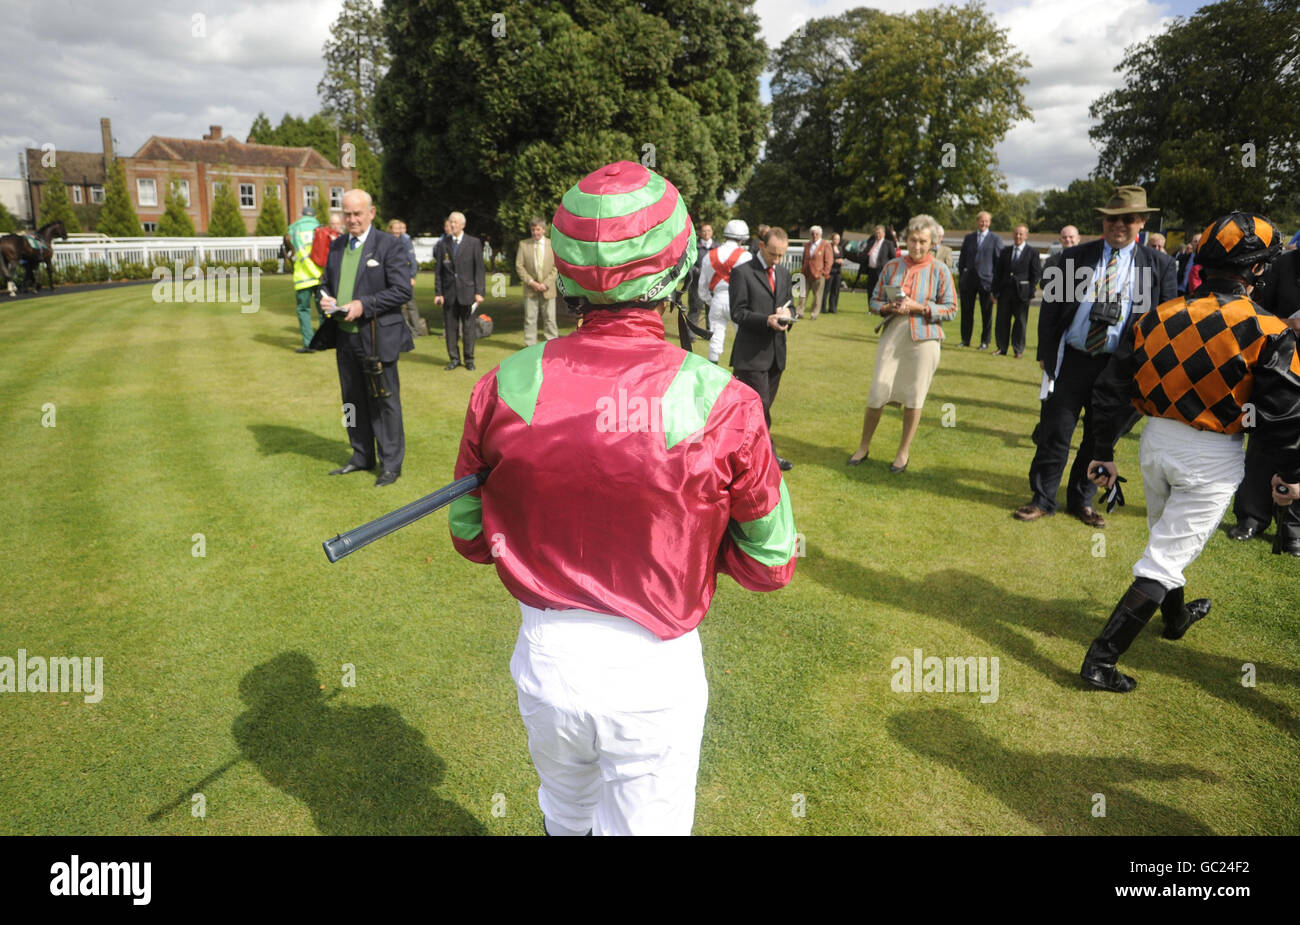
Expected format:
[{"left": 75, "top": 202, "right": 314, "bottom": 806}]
[{"left": 50, "top": 236, "right": 286, "bottom": 269}]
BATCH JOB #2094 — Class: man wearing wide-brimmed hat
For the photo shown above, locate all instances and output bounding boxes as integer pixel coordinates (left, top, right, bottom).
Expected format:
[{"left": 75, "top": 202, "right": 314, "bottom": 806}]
[{"left": 1013, "top": 184, "right": 1178, "bottom": 527}]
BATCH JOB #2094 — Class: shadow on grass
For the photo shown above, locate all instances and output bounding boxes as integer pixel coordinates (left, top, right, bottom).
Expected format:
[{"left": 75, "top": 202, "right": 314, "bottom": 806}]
[
  {"left": 776, "top": 432, "right": 1026, "bottom": 507},
  {"left": 230, "top": 652, "right": 485, "bottom": 835},
  {"left": 252, "top": 332, "right": 312, "bottom": 352},
  {"left": 248, "top": 423, "right": 342, "bottom": 465},
  {"left": 801, "top": 549, "right": 1300, "bottom": 739},
  {"left": 888, "top": 709, "right": 1219, "bottom": 834}
]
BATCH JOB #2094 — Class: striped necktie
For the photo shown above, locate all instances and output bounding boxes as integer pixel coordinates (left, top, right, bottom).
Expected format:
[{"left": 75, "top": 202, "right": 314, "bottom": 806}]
[{"left": 1084, "top": 249, "right": 1119, "bottom": 355}]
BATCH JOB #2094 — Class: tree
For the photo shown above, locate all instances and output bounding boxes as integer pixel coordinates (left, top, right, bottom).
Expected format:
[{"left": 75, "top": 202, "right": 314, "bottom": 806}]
[
  {"left": 318, "top": 0, "right": 390, "bottom": 149},
  {"left": 1089, "top": 0, "right": 1300, "bottom": 225},
  {"left": 247, "top": 110, "right": 380, "bottom": 204},
  {"left": 376, "top": 0, "right": 767, "bottom": 247},
  {"left": 836, "top": 2, "right": 1030, "bottom": 229},
  {"left": 156, "top": 177, "right": 197, "bottom": 236},
  {"left": 37, "top": 167, "right": 81, "bottom": 232},
  {"left": 0, "top": 200, "right": 17, "bottom": 233},
  {"left": 207, "top": 171, "right": 246, "bottom": 236},
  {"left": 1035, "top": 177, "right": 1116, "bottom": 236},
  {"left": 255, "top": 187, "right": 288, "bottom": 237},
  {"left": 739, "top": 2, "right": 1030, "bottom": 232},
  {"left": 97, "top": 159, "right": 144, "bottom": 237},
  {"left": 735, "top": 8, "right": 884, "bottom": 228}
]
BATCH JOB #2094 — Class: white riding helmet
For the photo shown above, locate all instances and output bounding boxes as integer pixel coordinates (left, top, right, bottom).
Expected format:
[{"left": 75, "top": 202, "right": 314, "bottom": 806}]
[{"left": 722, "top": 219, "right": 750, "bottom": 241}]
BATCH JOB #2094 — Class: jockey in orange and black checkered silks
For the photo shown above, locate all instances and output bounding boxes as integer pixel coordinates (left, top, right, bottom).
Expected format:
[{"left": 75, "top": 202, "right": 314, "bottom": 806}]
[{"left": 1080, "top": 213, "right": 1300, "bottom": 692}]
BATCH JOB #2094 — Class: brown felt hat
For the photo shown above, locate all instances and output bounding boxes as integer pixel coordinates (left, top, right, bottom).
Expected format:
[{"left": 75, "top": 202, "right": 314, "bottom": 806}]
[{"left": 1096, "top": 185, "right": 1159, "bottom": 215}]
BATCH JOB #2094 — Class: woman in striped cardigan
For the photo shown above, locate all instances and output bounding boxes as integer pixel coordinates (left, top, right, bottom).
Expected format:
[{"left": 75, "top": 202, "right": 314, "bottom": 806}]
[{"left": 847, "top": 214, "right": 957, "bottom": 472}]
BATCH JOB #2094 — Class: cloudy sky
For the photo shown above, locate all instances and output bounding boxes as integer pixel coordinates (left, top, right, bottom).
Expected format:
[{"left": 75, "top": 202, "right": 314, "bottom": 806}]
[{"left": 1, "top": 0, "right": 1207, "bottom": 193}]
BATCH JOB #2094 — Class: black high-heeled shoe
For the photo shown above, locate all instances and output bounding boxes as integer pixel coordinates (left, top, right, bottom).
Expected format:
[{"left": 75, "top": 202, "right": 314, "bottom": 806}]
[
  {"left": 889, "top": 460, "right": 908, "bottom": 473},
  {"left": 847, "top": 452, "right": 867, "bottom": 466}
]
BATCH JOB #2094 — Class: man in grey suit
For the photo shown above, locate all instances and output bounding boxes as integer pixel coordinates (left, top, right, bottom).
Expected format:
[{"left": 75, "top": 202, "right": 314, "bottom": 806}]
[
  {"left": 956, "top": 211, "right": 1004, "bottom": 348},
  {"left": 434, "top": 211, "right": 487, "bottom": 371},
  {"left": 320, "top": 189, "right": 414, "bottom": 488}
]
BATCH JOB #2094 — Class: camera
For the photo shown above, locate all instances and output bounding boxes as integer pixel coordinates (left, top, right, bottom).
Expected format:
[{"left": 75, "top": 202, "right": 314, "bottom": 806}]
[{"left": 1089, "top": 300, "right": 1123, "bottom": 326}]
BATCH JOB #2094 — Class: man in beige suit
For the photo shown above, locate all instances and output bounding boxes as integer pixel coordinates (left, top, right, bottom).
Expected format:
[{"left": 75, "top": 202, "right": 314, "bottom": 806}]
[
  {"left": 516, "top": 216, "right": 559, "bottom": 346},
  {"left": 801, "top": 225, "right": 833, "bottom": 319}
]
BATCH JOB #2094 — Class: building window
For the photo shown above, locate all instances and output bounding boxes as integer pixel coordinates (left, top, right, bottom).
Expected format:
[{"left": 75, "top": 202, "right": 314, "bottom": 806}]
[
  {"left": 239, "top": 183, "right": 256, "bottom": 210},
  {"left": 304, "top": 187, "right": 318, "bottom": 210},
  {"left": 330, "top": 187, "right": 344, "bottom": 209},
  {"left": 142, "top": 222, "right": 158, "bottom": 233},
  {"left": 171, "top": 180, "right": 190, "bottom": 206},
  {"left": 137, "top": 178, "right": 157, "bottom": 207},
  {"left": 90, "top": 186, "right": 105, "bottom": 204},
  {"left": 71, "top": 186, "right": 83, "bottom": 204}
]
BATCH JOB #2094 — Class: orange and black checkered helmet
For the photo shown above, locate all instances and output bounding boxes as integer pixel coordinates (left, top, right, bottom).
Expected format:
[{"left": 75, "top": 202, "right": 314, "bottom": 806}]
[{"left": 1193, "top": 212, "right": 1282, "bottom": 270}]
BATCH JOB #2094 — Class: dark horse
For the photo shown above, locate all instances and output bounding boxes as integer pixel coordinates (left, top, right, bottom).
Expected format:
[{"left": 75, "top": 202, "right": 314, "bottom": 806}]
[{"left": 0, "top": 221, "right": 67, "bottom": 295}]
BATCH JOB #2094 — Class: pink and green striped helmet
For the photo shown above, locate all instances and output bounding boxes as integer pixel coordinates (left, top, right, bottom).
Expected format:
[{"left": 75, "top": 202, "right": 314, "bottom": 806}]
[{"left": 551, "top": 161, "right": 696, "bottom": 305}]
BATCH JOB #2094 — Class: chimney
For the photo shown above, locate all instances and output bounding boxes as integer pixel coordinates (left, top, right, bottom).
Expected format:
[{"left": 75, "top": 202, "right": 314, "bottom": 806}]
[
  {"left": 101, "top": 117, "right": 114, "bottom": 163},
  {"left": 204, "top": 125, "right": 223, "bottom": 141}
]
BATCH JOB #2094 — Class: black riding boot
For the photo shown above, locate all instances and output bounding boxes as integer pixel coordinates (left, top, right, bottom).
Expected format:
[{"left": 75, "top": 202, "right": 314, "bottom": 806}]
[
  {"left": 1160, "top": 586, "right": 1212, "bottom": 641},
  {"left": 1081, "top": 584, "right": 1159, "bottom": 693}
]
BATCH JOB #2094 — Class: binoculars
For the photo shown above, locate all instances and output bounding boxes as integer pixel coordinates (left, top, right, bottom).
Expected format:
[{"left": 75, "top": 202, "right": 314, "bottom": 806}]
[{"left": 364, "top": 355, "right": 392, "bottom": 399}]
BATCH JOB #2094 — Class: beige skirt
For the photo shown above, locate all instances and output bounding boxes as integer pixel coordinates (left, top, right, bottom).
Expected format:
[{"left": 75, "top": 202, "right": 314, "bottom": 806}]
[{"left": 866, "top": 318, "right": 941, "bottom": 409}]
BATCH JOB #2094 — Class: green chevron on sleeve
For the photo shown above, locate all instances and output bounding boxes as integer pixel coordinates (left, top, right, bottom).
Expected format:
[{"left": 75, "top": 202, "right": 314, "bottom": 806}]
[
  {"left": 497, "top": 343, "right": 545, "bottom": 425},
  {"left": 661, "top": 352, "right": 734, "bottom": 450},
  {"left": 449, "top": 494, "right": 484, "bottom": 541},
  {"left": 727, "top": 480, "right": 796, "bottom": 565}
]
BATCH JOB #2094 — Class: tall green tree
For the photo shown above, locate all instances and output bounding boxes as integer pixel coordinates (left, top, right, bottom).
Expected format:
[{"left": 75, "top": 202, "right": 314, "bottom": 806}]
[
  {"left": 97, "top": 159, "right": 144, "bottom": 237},
  {"left": 1089, "top": 0, "right": 1300, "bottom": 225},
  {"left": 737, "top": 8, "right": 884, "bottom": 228},
  {"left": 376, "top": 0, "right": 767, "bottom": 247},
  {"left": 156, "top": 177, "right": 197, "bottom": 236},
  {"left": 0, "top": 200, "right": 17, "bottom": 233},
  {"left": 740, "top": 2, "right": 1030, "bottom": 231},
  {"left": 254, "top": 186, "right": 287, "bottom": 236},
  {"left": 318, "top": 0, "right": 390, "bottom": 149},
  {"left": 38, "top": 167, "right": 81, "bottom": 232},
  {"left": 207, "top": 172, "right": 246, "bottom": 237},
  {"left": 837, "top": 2, "right": 1030, "bottom": 228}
]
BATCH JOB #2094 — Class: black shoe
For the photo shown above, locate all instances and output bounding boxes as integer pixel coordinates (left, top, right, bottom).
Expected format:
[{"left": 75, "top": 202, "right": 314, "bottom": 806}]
[
  {"left": 1227, "top": 521, "right": 1264, "bottom": 541},
  {"left": 1161, "top": 586, "right": 1211, "bottom": 641},
  {"left": 445, "top": 361, "right": 461, "bottom": 371},
  {"left": 330, "top": 463, "right": 372, "bottom": 475},
  {"left": 295, "top": 346, "right": 314, "bottom": 353},
  {"left": 465, "top": 360, "right": 476, "bottom": 371},
  {"left": 1081, "top": 584, "right": 1159, "bottom": 692},
  {"left": 777, "top": 456, "right": 793, "bottom": 471},
  {"left": 889, "top": 461, "right": 908, "bottom": 473},
  {"left": 374, "top": 470, "right": 400, "bottom": 487},
  {"left": 847, "top": 452, "right": 867, "bottom": 466}
]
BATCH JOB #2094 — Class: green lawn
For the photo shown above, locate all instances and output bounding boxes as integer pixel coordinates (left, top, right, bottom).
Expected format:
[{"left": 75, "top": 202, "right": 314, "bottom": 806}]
[{"left": 1, "top": 275, "right": 1296, "bottom": 835}]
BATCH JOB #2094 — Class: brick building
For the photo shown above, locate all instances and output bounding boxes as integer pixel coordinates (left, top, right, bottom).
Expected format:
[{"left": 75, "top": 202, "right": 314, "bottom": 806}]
[{"left": 24, "top": 118, "right": 355, "bottom": 234}]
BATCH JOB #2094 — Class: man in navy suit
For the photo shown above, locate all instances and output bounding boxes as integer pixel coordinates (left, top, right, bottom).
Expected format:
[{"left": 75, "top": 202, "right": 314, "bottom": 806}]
[
  {"left": 730, "top": 227, "right": 795, "bottom": 471},
  {"left": 434, "top": 211, "right": 487, "bottom": 371},
  {"left": 992, "top": 223, "right": 1043, "bottom": 358},
  {"left": 956, "top": 211, "right": 1004, "bottom": 348},
  {"left": 320, "top": 188, "right": 414, "bottom": 487},
  {"left": 1013, "top": 185, "right": 1177, "bottom": 525}
]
